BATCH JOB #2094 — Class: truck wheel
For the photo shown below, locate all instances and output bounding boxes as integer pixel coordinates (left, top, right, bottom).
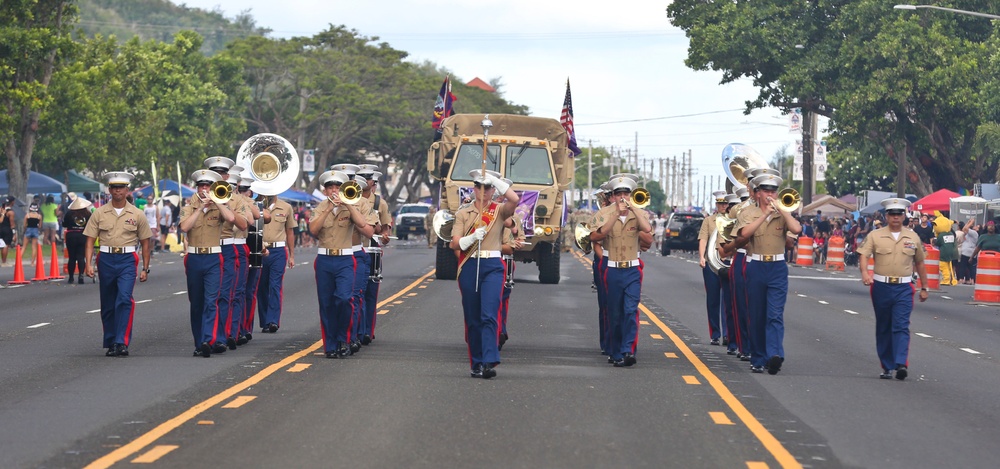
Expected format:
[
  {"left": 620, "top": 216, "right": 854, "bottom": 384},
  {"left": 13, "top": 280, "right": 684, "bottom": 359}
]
[
  {"left": 538, "top": 241, "right": 561, "bottom": 284},
  {"left": 435, "top": 241, "right": 457, "bottom": 280},
  {"left": 661, "top": 239, "right": 671, "bottom": 256}
]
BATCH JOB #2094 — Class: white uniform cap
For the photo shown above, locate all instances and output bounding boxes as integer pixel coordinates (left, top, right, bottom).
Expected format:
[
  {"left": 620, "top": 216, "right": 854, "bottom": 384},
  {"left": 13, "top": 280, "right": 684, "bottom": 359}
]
[
  {"left": 752, "top": 173, "right": 783, "bottom": 189},
  {"left": 104, "top": 171, "right": 135, "bottom": 186},
  {"left": 610, "top": 173, "right": 641, "bottom": 183},
  {"left": 469, "top": 169, "right": 502, "bottom": 184},
  {"left": 881, "top": 197, "right": 912, "bottom": 212},
  {"left": 319, "top": 170, "right": 349, "bottom": 186},
  {"left": 735, "top": 186, "right": 749, "bottom": 198},
  {"left": 204, "top": 156, "right": 235, "bottom": 172},
  {"left": 191, "top": 169, "right": 223, "bottom": 184},
  {"left": 725, "top": 194, "right": 741, "bottom": 204},
  {"left": 330, "top": 163, "right": 360, "bottom": 176},
  {"left": 226, "top": 173, "right": 241, "bottom": 185},
  {"left": 68, "top": 197, "right": 93, "bottom": 211},
  {"left": 609, "top": 175, "right": 638, "bottom": 193},
  {"left": 239, "top": 177, "right": 255, "bottom": 187},
  {"left": 368, "top": 171, "right": 382, "bottom": 182},
  {"left": 712, "top": 190, "right": 727, "bottom": 203},
  {"left": 357, "top": 164, "right": 380, "bottom": 174},
  {"left": 354, "top": 176, "right": 368, "bottom": 191}
]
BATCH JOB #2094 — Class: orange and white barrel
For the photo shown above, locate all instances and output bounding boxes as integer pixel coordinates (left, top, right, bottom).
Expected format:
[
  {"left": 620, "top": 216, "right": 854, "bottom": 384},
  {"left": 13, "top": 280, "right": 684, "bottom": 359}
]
[
  {"left": 825, "top": 236, "right": 845, "bottom": 271},
  {"left": 923, "top": 244, "right": 940, "bottom": 291},
  {"left": 796, "top": 236, "right": 814, "bottom": 266},
  {"left": 974, "top": 251, "right": 1000, "bottom": 303}
]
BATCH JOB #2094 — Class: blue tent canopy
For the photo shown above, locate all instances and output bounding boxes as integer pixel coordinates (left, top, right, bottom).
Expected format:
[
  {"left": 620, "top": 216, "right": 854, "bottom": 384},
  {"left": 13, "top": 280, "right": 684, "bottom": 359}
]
[
  {"left": 0, "top": 170, "right": 67, "bottom": 194},
  {"left": 135, "top": 179, "right": 195, "bottom": 199},
  {"left": 276, "top": 188, "right": 319, "bottom": 203}
]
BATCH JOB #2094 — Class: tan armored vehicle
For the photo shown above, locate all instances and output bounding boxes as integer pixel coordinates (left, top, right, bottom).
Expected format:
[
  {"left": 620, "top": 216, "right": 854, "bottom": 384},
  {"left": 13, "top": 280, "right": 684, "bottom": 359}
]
[{"left": 428, "top": 114, "right": 574, "bottom": 283}]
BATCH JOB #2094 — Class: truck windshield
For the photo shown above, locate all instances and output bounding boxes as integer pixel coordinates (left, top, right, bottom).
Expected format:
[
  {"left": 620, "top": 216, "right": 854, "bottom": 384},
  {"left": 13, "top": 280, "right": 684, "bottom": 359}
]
[
  {"left": 451, "top": 144, "right": 501, "bottom": 181},
  {"left": 505, "top": 146, "right": 553, "bottom": 185}
]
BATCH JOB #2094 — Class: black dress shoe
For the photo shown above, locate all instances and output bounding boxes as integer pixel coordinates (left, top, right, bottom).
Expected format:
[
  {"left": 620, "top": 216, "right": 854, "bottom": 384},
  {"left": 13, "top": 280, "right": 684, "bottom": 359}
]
[
  {"left": 199, "top": 341, "right": 212, "bottom": 358},
  {"left": 498, "top": 332, "right": 508, "bottom": 351},
  {"left": 727, "top": 349, "right": 737, "bottom": 355},
  {"left": 361, "top": 334, "right": 372, "bottom": 345},
  {"left": 739, "top": 354, "right": 750, "bottom": 362},
  {"left": 326, "top": 351, "right": 339, "bottom": 359},
  {"left": 267, "top": 323, "right": 278, "bottom": 333},
  {"left": 722, "top": 337, "right": 729, "bottom": 346},
  {"left": 349, "top": 341, "right": 361, "bottom": 354},
  {"left": 67, "top": 276, "right": 74, "bottom": 284},
  {"left": 78, "top": 277, "right": 84, "bottom": 285},
  {"left": 116, "top": 344, "right": 129, "bottom": 357},
  {"left": 106, "top": 347, "right": 118, "bottom": 357},
  {"left": 336, "top": 343, "right": 351, "bottom": 358},
  {"left": 895, "top": 366, "right": 908, "bottom": 381},
  {"left": 751, "top": 366, "right": 764, "bottom": 373},
  {"left": 226, "top": 337, "right": 238, "bottom": 350},
  {"left": 481, "top": 364, "right": 497, "bottom": 379},
  {"left": 766, "top": 355, "right": 783, "bottom": 375},
  {"left": 236, "top": 335, "right": 248, "bottom": 346},
  {"left": 612, "top": 358, "right": 626, "bottom": 367},
  {"left": 212, "top": 342, "right": 228, "bottom": 354},
  {"left": 710, "top": 339, "right": 720, "bottom": 346},
  {"left": 470, "top": 364, "right": 483, "bottom": 378},
  {"left": 880, "top": 370, "right": 893, "bottom": 379},
  {"left": 623, "top": 353, "right": 637, "bottom": 367},
  {"left": 244, "top": 333, "right": 252, "bottom": 342},
  {"left": 607, "top": 356, "right": 614, "bottom": 364}
]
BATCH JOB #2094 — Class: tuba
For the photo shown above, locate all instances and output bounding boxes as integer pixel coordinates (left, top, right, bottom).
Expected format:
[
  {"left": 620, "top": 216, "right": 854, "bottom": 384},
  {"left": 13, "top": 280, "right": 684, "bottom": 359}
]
[
  {"left": 235, "top": 133, "right": 300, "bottom": 268},
  {"left": 722, "top": 143, "right": 769, "bottom": 194},
  {"left": 574, "top": 223, "right": 593, "bottom": 254}
]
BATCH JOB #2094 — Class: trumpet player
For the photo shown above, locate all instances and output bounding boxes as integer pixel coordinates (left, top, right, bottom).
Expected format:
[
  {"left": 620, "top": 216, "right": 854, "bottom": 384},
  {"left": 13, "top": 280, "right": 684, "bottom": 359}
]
[
  {"left": 732, "top": 173, "right": 801, "bottom": 374},
  {"left": 358, "top": 165, "right": 392, "bottom": 344},
  {"left": 225, "top": 170, "right": 259, "bottom": 347},
  {"left": 310, "top": 170, "right": 377, "bottom": 359},
  {"left": 180, "top": 169, "right": 244, "bottom": 358},
  {"left": 347, "top": 175, "right": 376, "bottom": 354},
  {"left": 588, "top": 175, "right": 653, "bottom": 367},
  {"left": 204, "top": 157, "right": 251, "bottom": 353},
  {"left": 698, "top": 190, "right": 730, "bottom": 346},
  {"left": 450, "top": 169, "right": 519, "bottom": 379}
]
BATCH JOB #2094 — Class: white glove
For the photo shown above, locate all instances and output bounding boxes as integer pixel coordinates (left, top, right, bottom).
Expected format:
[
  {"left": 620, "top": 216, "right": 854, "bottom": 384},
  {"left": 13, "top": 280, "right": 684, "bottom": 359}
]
[
  {"left": 459, "top": 227, "right": 487, "bottom": 250},
  {"left": 486, "top": 174, "right": 510, "bottom": 194}
]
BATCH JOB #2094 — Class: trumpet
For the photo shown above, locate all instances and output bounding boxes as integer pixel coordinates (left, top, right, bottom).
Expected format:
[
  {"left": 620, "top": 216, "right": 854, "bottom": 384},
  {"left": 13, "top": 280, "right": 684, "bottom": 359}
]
[
  {"left": 631, "top": 187, "right": 651, "bottom": 209},
  {"left": 775, "top": 188, "right": 801, "bottom": 212},
  {"left": 340, "top": 180, "right": 363, "bottom": 205},
  {"left": 208, "top": 181, "right": 232, "bottom": 205}
]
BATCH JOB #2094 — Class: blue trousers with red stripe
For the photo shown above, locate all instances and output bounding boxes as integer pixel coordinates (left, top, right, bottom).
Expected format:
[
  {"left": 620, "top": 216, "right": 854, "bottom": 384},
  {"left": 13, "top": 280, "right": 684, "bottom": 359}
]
[
  {"left": 721, "top": 272, "right": 736, "bottom": 352},
  {"left": 315, "top": 255, "right": 356, "bottom": 353},
  {"left": 185, "top": 253, "right": 222, "bottom": 347},
  {"left": 362, "top": 251, "right": 380, "bottom": 338},
  {"left": 605, "top": 262, "right": 643, "bottom": 361},
  {"left": 746, "top": 259, "right": 788, "bottom": 368},
  {"left": 97, "top": 252, "right": 139, "bottom": 348},
  {"left": 594, "top": 255, "right": 609, "bottom": 353},
  {"left": 732, "top": 252, "right": 750, "bottom": 355},
  {"left": 351, "top": 251, "right": 369, "bottom": 342},
  {"left": 215, "top": 245, "right": 238, "bottom": 341},
  {"left": 243, "top": 264, "right": 262, "bottom": 335},
  {"left": 229, "top": 245, "right": 249, "bottom": 340},
  {"left": 458, "top": 257, "right": 503, "bottom": 367},
  {"left": 702, "top": 264, "right": 724, "bottom": 340},
  {"left": 870, "top": 282, "right": 913, "bottom": 371},
  {"left": 500, "top": 260, "right": 513, "bottom": 336},
  {"left": 257, "top": 246, "right": 287, "bottom": 329}
]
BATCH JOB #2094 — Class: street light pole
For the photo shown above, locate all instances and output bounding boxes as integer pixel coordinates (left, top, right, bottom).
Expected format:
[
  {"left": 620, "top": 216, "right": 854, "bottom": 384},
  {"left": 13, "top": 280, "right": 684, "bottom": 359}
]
[
  {"left": 894, "top": 4, "right": 1000, "bottom": 20},
  {"left": 587, "top": 140, "right": 593, "bottom": 209}
]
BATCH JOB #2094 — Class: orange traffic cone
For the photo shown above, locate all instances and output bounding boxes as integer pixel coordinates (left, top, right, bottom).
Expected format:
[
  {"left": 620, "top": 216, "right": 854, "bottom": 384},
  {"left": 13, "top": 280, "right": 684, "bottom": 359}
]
[
  {"left": 31, "top": 244, "right": 48, "bottom": 281},
  {"left": 48, "top": 242, "right": 65, "bottom": 280},
  {"left": 63, "top": 244, "right": 71, "bottom": 275},
  {"left": 7, "top": 245, "right": 30, "bottom": 285}
]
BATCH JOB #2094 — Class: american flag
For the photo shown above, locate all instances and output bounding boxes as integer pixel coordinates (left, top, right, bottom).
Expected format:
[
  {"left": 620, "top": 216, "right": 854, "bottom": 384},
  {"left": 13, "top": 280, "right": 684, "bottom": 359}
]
[{"left": 560, "top": 79, "right": 582, "bottom": 156}]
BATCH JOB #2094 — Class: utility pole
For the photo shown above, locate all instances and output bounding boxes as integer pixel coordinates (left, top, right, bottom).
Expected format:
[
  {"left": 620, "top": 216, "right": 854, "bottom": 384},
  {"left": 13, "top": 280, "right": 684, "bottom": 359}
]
[
  {"left": 802, "top": 108, "right": 814, "bottom": 206},
  {"left": 687, "top": 150, "right": 694, "bottom": 207},
  {"left": 587, "top": 140, "right": 593, "bottom": 209},
  {"left": 671, "top": 156, "right": 678, "bottom": 208}
]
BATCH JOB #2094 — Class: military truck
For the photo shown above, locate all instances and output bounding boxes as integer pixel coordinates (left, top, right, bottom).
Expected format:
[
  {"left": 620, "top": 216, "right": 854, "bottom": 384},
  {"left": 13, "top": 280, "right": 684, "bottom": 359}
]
[{"left": 428, "top": 114, "right": 574, "bottom": 283}]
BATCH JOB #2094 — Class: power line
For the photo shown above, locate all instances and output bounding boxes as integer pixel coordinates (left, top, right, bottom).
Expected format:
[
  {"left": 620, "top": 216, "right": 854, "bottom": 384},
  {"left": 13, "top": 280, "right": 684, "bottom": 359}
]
[{"left": 576, "top": 108, "right": 747, "bottom": 126}]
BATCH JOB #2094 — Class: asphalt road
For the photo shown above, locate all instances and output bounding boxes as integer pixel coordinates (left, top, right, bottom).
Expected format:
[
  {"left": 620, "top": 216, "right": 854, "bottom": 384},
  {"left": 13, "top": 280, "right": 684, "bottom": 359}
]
[{"left": 1, "top": 240, "right": 998, "bottom": 468}]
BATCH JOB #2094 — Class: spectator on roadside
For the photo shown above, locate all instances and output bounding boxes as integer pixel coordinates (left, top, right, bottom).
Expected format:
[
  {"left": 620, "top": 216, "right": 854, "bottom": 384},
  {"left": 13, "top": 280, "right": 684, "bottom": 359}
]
[
  {"left": 0, "top": 196, "right": 15, "bottom": 266},
  {"left": 971, "top": 220, "right": 1000, "bottom": 266},
  {"left": 913, "top": 213, "right": 934, "bottom": 244},
  {"left": 158, "top": 199, "right": 173, "bottom": 252},
  {"left": 40, "top": 195, "right": 59, "bottom": 246},
  {"left": 816, "top": 211, "right": 831, "bottom": 237},
  {"left": 139, "top": 198, "right": 158, "bottom": 253},
  {"left": 956, "top": 220, "right": 976, "bottom": 284},
  {"left": 24, "top": 203, "right": 43, "bottom": 263}
]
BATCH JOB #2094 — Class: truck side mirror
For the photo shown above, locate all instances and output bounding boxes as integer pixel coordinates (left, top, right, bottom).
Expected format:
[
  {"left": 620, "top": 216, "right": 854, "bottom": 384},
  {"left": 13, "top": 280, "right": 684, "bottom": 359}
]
[{"left": 427, "top": 142, "right": 441, "bottom": 180}]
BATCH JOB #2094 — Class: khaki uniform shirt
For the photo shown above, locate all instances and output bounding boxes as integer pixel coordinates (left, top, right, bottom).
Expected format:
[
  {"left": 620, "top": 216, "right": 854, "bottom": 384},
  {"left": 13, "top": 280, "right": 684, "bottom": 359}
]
[
  {"left": 180, "top": 196, "right": 225, "bottom": 248},
  {"left": 263, "top": 199, "right": 296, "bottom": 243},
  {"left": 316, "top": 198, "right": 377, "bottom": 251},
  {"left": 349, "top": 198, "right": 377, "bottom": 246},
  {"left": 589, "top": 204, "right": 644, "bottom": 262},
  {"left": 698, "top": 213, "right": 720, "bottom": 242},
  {"left": 503, "top": 214, "right": 525, "bottom": 250},
  {"left": 83, "top": 203, "right": 153, "bottom": 247},
  {"left": 453, "top": 202, "right": 506, "bottom": 252},
  {"left": 735, "top": 205, "right": 786, "bottom": 256},
  {"left": 221, "top": 194, "right": 250, "bottom": 239},
  {"left": 857, "top": 227, "right": 925, "bottom": 277},
  {"left": 363, "top": 193, "right": 392, "bottom": 247}
]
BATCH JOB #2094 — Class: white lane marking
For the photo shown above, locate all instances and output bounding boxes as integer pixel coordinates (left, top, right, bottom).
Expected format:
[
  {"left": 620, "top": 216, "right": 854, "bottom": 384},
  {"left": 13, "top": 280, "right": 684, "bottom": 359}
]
[
  {"left": 27, "top": 323, "right": 51, "bottom": 329},
  {"left": 941, "top": 296, "right": 952, "bottom": 300},
  {"left": 86, "top": 309, "right": 101, "bottom": 314},
  {"left": 844, "top": 310, "right": 859, "bottom": 315},
  {"left": 915, "top": 333, "right": 933, "bottom": 338},
  {"left": 960, "top": 348, "right": 983, "bottom": 355},
  {"left": 173, "top": 291, "right": 187, "bottom": 295},
  {"left": 797, "top": 294, "right": 808, "bottom": 298},
  {"left": 818, "top": 300, "right": 829, "bottom": 305},
  {"left": 789, "top": 275, "right": 861, "bottom": 282},
  {"left": 163, "top": 261, "right": 175, "bottom": 265},
  {"left": 136, "top": 299, "right": 152, "bottom": 304}
]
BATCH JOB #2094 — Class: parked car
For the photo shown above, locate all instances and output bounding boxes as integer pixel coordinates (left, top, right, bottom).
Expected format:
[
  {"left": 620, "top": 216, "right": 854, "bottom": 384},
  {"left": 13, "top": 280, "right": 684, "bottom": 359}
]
[
  {"left": 394, "top": 203, "right": 431, "bottom": 240},
  {"left": 662, "top": 211, "right": 705, "bottom": 256}
]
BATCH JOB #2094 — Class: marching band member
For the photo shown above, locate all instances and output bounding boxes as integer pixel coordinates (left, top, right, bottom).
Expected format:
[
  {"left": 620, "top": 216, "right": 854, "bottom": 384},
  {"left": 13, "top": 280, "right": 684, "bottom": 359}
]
[
  {"left": 83, "top": 171, "right": 153, "bottom": 357},
  {"left": 588, "top": 175, "right": 653, "bottom": 367},
  {"left": 310, "top": 170, "right": 376, "bottom": 359},
  {"left": 226, "top": 169, "right": 258, "bottom": 347},
  {"left": 255, "top": 184, "right": 296, "bottom": 336},
  {"left": 729, "top": 184, "right": 752, "bottom": 360},
  {"left": 179, "top": 170, "right": 241, "bottom": 357},
  {"left": 347, "top": 175, "right": 375, "bottom": 354},
  {"left": 238, "top": 176, "right": 268, "bottom": 341},
  {"left": 498, "top": 178, "right": 522, "bottom": 350},
  {"left": 698, "top": 190, "right": 729, "bottom": 346},
  {"left": 204, "top": 157, "right": 250, "bottom": 352},
  {"left": 593, "top": 183, "right": 612, "bottom": 358},
  {"left": 732, "top": 172, "right": 801, "bottom": 374},
  {"left": 857, "top": 198, "right": 928, "bottom": 380},
  {"left": 450, "top": 169, "right": 519, "bottom": 379},
  {"left": 358, "top": 165, "right": 392, "bottom": 344},
  {"left": 722, "top": 193, "right": 741, "bottom": 355}
]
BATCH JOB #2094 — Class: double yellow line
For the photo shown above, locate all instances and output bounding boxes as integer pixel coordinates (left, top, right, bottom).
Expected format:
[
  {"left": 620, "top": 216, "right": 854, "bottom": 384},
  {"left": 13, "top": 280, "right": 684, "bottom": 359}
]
[{"left": 86, "top": 269, "right": 437, "bottom": 469}]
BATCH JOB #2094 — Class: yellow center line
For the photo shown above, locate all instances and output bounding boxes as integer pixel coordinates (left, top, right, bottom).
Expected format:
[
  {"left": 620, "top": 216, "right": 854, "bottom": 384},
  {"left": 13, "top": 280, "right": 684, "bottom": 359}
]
[
  {"left": 221, "top": 396, "right": 256, "bottom": 409},
  {"left": 683, "top": 375, "right": 701, "bottom": 385},
  {"left": 640, "top": 303, "right": 801, "bottom": 469},
  {"left": 709, "top": 411, "right": 735, "bottom": 425},
  {"left": 747, "top": 462, "right": 770, "bottom": 469},
  {"left": 287, "top": 363, "right": 311, "bottom": 373},
  {"left": 130, "top": 445, "right": 178, "bottom": 464},
  {"left": 85, "top": 269, "right": 438, "bottom": 469},
  {"left": 664, "top": 352, "right": 678, "bottom": 358},
  {"left": 377, "top": 309, "right": 389, "bottom": 315},
  {"left": 650, "top": 333, "right": 663, "bottom": 340}
]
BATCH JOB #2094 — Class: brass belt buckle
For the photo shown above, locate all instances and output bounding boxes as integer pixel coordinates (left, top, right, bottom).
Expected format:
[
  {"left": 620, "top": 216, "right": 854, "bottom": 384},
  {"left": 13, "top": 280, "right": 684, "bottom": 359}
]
[
  {"left": 197, "top": 247, "right": 211, "bottom": 254},
  {"left": 888, "top": 277, "right": 900, "bottom": 284},
  {"left": 762, "top": 255, "right": 774, "bottom": 262},
  {"left": 111, "top": 247, "right": 124, "bottom": 254}
]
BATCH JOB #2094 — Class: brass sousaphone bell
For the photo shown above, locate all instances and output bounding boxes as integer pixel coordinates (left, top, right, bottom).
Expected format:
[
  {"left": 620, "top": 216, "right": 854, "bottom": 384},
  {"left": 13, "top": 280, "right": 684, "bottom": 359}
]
[{"left": 234, "top": 133, "right": 300, "bottom": 197}]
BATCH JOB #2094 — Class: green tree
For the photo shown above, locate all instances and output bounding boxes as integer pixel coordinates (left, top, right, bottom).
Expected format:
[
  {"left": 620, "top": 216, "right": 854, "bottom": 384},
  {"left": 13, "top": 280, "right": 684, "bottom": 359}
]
[{"left": 1, "top": 0, "right": 78, "bottom": 201}]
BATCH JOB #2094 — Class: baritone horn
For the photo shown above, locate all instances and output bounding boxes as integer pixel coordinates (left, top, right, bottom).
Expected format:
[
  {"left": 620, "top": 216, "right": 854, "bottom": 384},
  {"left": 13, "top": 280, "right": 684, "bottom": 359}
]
[
  {"left": 432, "top": 209, "right": 455, "bottom": 242},
  {"left": 631, "top": 187, "right": 651, "bottom": 209},
  {"left": 574, "top": 223, "right": 593, "bottom": 254},
  {"left": 208, "top": 181, "right": 232, "bottom": 204},
  {"left": 777, "top": 188, "right": 801, "bottom": 212}
]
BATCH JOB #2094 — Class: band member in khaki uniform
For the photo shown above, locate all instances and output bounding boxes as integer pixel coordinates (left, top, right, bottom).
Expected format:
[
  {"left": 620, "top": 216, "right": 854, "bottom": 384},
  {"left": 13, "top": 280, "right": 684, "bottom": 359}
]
[
  {"left": 225, "top": 169, "right": 258, "bottom": 347},
  {"left": 732, "top": 172, "right": 801, "bottom": 374},
  {"left": 255, "top": 191, "right": 296, "bottom": 335},
  {"left": 180, "top": 169, "right": 244, "bottom": 358},
  {"left": 238, "top": 175, "right": 269, "bottom": 341},
  {"left": 358, "top": 165, "right": 392, "bottom": 343},
  {"left": 588, "top": 174, "right": 653, "bottom": 367},
  {"left": 592, "top": 183, "right": 611, "bottom": 357},
  {"left": 83, "top": 171, "right": 153, "bottom": 357},
  {"left": 204, "top": 157, "right": 250, "bottom": 352},
  {"left": 858, "top": 198, "right": 928, "bottom": 380},
  {"left": 699, "top": 190, "right": 730, "bottom": 346},
  {"left": 347, "top": 175, "right": 377, "bottom": 354},
  {"left": 310, "top": 170, "right": 376, "bottom": 358},
  {"left": 451, "top": 169, "right": 519, "bottom": 379}
]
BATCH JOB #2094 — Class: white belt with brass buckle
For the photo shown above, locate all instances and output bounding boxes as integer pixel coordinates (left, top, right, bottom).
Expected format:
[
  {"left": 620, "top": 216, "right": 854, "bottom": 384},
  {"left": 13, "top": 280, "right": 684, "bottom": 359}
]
[
  {"left": 99, "top": 246, "right": 137, "bottom": 254},
  {"left": 318, "top": 247, "right": 354, "bottom": 256},
  {"left": 749, "top": 253, "right": 784, "bottom": 262},
  {"left": 874, "top": 274, "right": 911, "bottom": 284},
  {"left": 187, "top": 246, "right": 222, "bottom": 254},
  {"left": 469, "top": 250, "right": 502, "bottom": 259},
  {"left": 608, "top": 259, "right": 640, "bottom": 268},
  {"left": 221, "top": 238, "right": 246, "bottom": 245},
  {"left": 268, "top": 241, "right": 286, "bottom": 248}
]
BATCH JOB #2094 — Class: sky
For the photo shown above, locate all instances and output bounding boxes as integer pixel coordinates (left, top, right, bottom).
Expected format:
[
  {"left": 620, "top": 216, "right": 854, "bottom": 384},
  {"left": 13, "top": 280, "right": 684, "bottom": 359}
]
[{"left": 179, "top": 0, "right": 814, "bottom": 206}]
